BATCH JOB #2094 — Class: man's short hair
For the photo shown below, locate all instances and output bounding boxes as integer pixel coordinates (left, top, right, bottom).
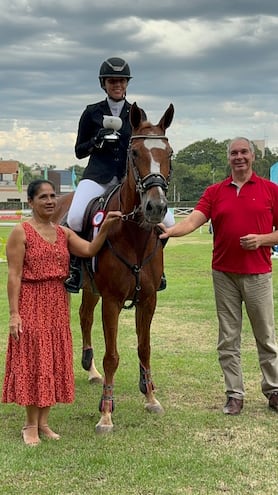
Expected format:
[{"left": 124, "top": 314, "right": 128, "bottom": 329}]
[{"left": 227, "top": 137, "right": 255, "bottom": 157}]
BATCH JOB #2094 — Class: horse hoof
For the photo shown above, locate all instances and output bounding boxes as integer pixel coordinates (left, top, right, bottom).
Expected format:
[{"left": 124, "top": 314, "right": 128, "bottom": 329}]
[
  {"left": 95, "top": 423, "right": 114, "bottom": 434},
  {"left": 145, "top": 402, "right": 164, "bottom": 415},
  {"left": 88, "top": 375, "right": 104, "bottom": 385}
]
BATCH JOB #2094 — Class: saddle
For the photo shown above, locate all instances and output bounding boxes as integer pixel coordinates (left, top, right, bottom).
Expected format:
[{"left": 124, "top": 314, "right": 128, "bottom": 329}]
[
  {"left": 82, "top": 184, "right": 120, "bottom": 240},
  {"left": 81, "top": 184, "right": 121, "bottom": 281}
]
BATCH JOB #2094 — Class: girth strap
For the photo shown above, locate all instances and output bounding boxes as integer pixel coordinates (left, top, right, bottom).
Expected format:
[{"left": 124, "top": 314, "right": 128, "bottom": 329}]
[{"left": 106, "top": 235, "right": 161, "bottom": 309}]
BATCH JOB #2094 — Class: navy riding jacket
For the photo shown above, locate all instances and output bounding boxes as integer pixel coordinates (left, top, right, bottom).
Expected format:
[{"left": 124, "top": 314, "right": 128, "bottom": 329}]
[{"left": 75, "top": 99, "right": 146, "bottom": 184}]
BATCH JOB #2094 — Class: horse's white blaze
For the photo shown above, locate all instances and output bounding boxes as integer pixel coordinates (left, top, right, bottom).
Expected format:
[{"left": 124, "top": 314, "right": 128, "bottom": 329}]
[
  {"left": 144, "top": 138, "right": 166, "bottom": 150},
  {"left": 144, "top": 138, "right": 166, "bottom": 175},
  {"left": 150, "top": 156, "right": 160, "bottom": 175}
]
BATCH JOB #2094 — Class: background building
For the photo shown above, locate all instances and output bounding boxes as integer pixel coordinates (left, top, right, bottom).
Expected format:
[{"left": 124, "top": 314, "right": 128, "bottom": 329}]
[
  {"left": 0, "top": 160, "right": 25, "bottom": 208},
  {"left": 253, "top": 139, "right": 265, "bottom": 158},
  {"left": 0, "top": 161, "right": 74, "bottom": 208}
]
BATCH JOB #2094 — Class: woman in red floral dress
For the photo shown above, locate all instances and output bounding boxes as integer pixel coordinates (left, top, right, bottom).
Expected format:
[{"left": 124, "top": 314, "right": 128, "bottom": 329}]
[{"left": 2, "top": 178, "right": 121, "bottom": 446}]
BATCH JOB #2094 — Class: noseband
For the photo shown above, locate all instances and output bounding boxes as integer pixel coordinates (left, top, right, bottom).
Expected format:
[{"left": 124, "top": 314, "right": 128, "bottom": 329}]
[{"left": 128, "top": 135, "right": 172, "bottom": 193}]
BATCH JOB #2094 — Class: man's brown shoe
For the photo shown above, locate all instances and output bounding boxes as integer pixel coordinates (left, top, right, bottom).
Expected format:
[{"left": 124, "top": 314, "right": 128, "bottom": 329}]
[
  {"left": 223, "top": 397, "right": 243, "bottom": 415},
  {"left": 269, "top": 392, "right": 278, "bottom": 411}
]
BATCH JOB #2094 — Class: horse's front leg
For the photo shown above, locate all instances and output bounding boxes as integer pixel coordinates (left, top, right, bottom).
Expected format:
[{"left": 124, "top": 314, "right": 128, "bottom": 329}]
[
  {"left": 136, "top": 295, "right": 164, "bottom": 415},
  {"left": 79, "top": 286, "right": 102, "bottom": 383},
  {"left": 95, "top": 298, "right": 121, "bottom": 433}
]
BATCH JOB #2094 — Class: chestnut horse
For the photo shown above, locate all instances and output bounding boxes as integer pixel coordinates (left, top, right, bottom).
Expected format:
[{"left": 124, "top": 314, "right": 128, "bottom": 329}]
[{"left": 52, "top": 102, "right": 174, "bottom": 432}]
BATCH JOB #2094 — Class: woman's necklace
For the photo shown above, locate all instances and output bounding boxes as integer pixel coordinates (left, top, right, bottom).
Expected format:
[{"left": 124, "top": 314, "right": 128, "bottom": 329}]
[{"left": 30, "top": 220, "right": 57, "bottom": 243}]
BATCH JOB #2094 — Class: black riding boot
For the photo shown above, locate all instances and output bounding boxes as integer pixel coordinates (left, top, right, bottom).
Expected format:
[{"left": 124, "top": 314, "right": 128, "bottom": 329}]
[
  {"left": 157, "top": 238, "right": 168, "bottom": 291},
  {"left": 64, "top": 255, "right": 82, "bottom": 293}
]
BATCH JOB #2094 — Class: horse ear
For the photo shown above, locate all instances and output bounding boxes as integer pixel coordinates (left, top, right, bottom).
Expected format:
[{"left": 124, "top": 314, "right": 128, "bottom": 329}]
[
  {"left": 157, "top": 103, "right": 174, "bottom": 131},
  {"left": 130, "top": 102, "right": 143, "bottom": 130}
]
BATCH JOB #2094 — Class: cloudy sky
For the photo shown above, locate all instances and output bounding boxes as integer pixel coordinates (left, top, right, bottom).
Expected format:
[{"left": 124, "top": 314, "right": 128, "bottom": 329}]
[{"left": 1, "top": 1, "right": 278, "bottom": 169}]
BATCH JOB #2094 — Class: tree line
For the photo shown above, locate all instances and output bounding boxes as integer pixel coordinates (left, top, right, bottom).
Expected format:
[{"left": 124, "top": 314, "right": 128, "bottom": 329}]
[
  {"left": 168, "top": 138, "right": 278, "bottom": 204},
  {"left": 19, "top": 138, "right": 278, "bottom": 204}
]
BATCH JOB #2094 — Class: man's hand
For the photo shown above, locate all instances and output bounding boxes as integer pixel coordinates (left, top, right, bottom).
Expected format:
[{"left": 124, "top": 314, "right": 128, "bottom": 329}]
[
  {"left": 240, "top": 234, "right": 261, "bottom": 250},
  {"left": 157, "top": 223, "right": 170, "bottom": 240}
]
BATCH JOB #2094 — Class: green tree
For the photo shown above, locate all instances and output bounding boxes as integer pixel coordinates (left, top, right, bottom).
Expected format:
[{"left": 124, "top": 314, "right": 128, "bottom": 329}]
[
  {"left": 169, "top": 138, "right": 278, "bottom": 203},
  {"left": 253, "top": 146, "right": 278, "bottom": 179},
  {"left": 171, "top": 139, "right": 228, "bottom": 202}
]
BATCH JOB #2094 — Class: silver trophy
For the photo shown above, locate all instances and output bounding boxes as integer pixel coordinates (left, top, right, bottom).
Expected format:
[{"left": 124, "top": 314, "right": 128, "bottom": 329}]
[{"left": 102, "top": 115, "right": 122, "bottom": 141}]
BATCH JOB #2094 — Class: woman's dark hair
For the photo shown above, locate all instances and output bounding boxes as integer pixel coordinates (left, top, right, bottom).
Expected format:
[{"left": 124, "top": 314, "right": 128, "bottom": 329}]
[{"left": 27, "top": 179, "right": 56, "bottom": 200}]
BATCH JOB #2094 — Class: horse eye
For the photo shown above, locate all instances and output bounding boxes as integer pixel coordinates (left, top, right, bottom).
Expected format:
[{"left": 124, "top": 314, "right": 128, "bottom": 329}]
[{"left": 132, "top": 149, "right": 138, "bottom": 159}]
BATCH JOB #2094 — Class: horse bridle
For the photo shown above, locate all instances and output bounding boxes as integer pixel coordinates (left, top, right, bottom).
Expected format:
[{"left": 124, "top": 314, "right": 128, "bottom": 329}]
[
  {"left": 128, "top": 135, "right": 173, "bottom": 194},
  {"left": 105, "top": 134, "right": 173, "bottom": 309}
]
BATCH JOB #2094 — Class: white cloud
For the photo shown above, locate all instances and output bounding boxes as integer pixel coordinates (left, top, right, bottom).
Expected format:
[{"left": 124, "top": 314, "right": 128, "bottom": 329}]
[{"left": 1, "top": 1, "right": 278, "bottom": 167}]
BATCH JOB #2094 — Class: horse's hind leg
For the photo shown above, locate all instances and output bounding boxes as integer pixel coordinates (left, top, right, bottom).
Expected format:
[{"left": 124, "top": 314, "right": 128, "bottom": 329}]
[
  {"left": 79, "top": 287, "right": 103, "bottom": 384},
  {"left": 136, "top": 297, "right": 164, "bottom": 414}
]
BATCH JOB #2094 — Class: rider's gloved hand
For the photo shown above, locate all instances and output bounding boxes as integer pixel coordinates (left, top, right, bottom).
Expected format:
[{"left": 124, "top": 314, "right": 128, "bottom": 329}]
[{"left": 94, "top": 128, "right": 115, "bottom": 146}]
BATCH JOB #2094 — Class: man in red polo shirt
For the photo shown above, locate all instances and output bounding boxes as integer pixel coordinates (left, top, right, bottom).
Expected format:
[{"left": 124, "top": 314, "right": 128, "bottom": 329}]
[{"left": 160, "top": 137, "right": 278, "bottom": 415}]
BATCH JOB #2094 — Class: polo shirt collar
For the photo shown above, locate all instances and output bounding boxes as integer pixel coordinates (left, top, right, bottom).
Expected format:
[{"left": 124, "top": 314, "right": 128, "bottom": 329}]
[{"left": 226, "top": 171, "right": 257, "bottom": 186}]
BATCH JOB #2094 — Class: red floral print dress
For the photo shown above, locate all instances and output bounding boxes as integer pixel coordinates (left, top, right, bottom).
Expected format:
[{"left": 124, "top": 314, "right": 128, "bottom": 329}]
[{"left": 2, "top": 222, "right": 74, "bottom": 407}]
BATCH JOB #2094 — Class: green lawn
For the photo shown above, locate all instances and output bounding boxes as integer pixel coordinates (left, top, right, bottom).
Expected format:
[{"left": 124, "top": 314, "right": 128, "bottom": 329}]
[{"left": 1, "top": 224, "right": 278, "bottom": 494}]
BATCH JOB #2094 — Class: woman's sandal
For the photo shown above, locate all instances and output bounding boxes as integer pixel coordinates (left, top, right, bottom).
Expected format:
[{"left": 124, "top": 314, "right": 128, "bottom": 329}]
[
  {"left": 21, "top": 425, "right": 41, "bottom": 446},
  {"left": 38, "top": 424, "right": 60, "bottom": 440}
]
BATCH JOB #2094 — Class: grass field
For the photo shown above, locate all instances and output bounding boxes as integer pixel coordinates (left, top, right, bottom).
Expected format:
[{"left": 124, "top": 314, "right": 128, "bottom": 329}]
[{"left": 1, "top": 223, "right": 278, "bottom": 494}]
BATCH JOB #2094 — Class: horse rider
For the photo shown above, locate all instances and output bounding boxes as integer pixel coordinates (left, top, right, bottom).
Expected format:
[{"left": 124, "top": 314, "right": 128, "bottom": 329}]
[{"left": 65, "top": 56, "right": 174, "bottom": 293}]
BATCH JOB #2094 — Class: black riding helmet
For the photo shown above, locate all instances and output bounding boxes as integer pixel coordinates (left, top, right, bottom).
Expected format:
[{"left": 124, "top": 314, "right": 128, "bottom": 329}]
[{"left": 99, "top": 57, "right": 132, "bottom": 89}]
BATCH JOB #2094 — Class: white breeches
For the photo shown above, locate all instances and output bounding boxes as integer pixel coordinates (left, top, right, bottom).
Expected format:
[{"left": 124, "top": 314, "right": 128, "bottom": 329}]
[
  {"left": 67, "top": 178, "right": 175, "bottom": 232},
  {"left": 67, "top": 178, "right": 119, "bottom": 232}
]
